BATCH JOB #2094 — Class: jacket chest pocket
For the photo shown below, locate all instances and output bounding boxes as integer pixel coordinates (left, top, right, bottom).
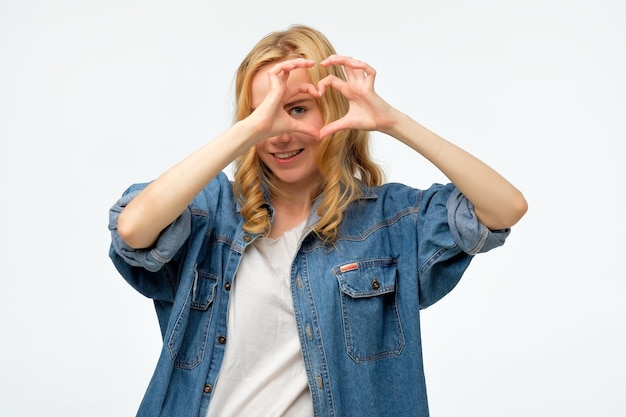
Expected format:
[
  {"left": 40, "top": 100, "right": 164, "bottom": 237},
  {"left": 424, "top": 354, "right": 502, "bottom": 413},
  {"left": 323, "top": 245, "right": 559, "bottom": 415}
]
[
  {"left": 333, "top": 258, "right": 405, "bottom": 363},
  {"left": 168, "top": 268, "right": 218, "bottom": 370}
]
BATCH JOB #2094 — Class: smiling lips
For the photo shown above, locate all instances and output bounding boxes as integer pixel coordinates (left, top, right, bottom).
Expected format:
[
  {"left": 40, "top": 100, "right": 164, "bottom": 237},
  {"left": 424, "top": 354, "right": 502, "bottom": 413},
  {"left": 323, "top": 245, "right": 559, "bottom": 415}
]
[{"left": 272, "top": 149, "right": 303, "bottom": 160}]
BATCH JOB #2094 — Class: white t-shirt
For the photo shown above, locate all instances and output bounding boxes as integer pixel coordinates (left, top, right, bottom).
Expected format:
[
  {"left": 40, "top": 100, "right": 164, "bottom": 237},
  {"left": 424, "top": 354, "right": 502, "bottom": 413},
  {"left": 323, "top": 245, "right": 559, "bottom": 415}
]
[{"left": 206, "top": 221, "right": 313, "bottom": 417}]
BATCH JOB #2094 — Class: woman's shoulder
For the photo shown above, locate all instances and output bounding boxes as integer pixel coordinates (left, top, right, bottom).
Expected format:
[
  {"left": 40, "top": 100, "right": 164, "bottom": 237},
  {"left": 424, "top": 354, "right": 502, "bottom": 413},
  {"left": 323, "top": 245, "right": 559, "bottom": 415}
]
[
  {"left": 190, "top": 172, "right": 237, "bottom": 209},
  {"left": 356, "top": 182, "right": 459, "bottom": 219},
  {"left": 368, "top": 181, "right": 455, "bottom": 198}
]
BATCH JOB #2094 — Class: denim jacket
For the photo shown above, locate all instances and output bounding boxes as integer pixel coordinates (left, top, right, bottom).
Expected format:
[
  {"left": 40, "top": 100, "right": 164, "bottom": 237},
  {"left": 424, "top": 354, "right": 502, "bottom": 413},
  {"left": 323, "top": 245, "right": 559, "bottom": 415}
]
[{"left": 108, "top": 172, "right": 509, "bottom": 417}]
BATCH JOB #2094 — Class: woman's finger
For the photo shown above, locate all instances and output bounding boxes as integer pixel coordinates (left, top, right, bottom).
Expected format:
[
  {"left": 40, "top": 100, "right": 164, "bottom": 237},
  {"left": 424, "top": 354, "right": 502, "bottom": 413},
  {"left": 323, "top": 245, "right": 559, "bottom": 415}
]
[
  {"left": 269, "top": 58, "right": 315, "bottom": 76},
  {"left": 317, "top": 74, "right": 345, "bottom": 96}
]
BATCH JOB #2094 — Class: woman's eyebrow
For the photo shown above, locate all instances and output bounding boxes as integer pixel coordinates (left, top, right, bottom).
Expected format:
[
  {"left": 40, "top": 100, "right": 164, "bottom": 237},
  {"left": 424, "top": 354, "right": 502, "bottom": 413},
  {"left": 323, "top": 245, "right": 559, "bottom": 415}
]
[
  {"left": 250, "top": 97, "right": 315, "bottom": 113},
  {"left": 283, "top": 98, "right": 315, "bottom": 108}
]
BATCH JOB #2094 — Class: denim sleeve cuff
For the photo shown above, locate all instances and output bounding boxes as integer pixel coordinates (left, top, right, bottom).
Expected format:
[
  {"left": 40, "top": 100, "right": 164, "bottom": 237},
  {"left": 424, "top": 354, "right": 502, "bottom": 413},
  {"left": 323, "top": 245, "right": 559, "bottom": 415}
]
[
  {"left": 446, "top": 188, "right": 510, "bottom": 255},
  {"left": 108, "top": 190, "right": 192, "bottom": 272}
]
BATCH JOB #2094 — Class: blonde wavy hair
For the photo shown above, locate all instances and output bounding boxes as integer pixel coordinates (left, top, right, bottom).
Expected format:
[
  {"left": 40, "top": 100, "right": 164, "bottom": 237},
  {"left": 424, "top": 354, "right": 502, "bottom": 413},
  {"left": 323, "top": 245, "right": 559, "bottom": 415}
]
[{"left": 233, "top": 24, "right": 384, "bottom": 241}]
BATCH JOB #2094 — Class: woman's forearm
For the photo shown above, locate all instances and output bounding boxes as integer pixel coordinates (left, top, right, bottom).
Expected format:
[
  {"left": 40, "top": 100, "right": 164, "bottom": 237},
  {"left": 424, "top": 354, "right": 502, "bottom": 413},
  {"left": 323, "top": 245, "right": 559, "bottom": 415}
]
[
  {"left": 117, "top": 120, "right": 263, "bottom": 249},
  {"left": 384, "top": 111, "right": 528, "bottom": 230}
]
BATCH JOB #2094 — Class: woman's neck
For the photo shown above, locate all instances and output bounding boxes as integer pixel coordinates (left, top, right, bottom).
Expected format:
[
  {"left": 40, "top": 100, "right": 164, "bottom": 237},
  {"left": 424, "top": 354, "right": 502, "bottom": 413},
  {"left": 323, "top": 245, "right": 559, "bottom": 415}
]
[{"left": 268, "top": 194, "right": 313, "bottom": 239}]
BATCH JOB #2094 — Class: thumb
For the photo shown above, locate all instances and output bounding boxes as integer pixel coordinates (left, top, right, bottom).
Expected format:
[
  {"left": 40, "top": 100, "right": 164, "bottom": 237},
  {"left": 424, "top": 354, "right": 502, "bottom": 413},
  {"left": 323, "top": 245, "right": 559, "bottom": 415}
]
[
  {"left": 319, "top": 118, "right": 350, "bottom": 139},
  {"left": 292, "top": 121, "right": 321, "bottom": 140}
]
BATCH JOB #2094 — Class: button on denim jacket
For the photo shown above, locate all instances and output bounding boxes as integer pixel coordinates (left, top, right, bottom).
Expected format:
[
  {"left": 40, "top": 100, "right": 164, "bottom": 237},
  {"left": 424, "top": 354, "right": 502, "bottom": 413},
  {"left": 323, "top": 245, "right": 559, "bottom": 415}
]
[{"left": 108, "top": 172, "right": 509, "bottom": 417}]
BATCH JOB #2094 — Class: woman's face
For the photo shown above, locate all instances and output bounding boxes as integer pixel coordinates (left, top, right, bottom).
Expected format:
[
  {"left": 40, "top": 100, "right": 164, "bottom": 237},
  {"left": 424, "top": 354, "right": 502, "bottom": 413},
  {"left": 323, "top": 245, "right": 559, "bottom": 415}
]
[{"left": 250, "top": 63, "right": 325, "bottom": 196}]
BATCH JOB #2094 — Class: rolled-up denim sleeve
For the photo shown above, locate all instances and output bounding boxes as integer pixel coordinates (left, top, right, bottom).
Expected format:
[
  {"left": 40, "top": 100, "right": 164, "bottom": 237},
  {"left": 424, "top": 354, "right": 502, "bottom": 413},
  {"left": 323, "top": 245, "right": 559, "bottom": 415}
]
[
  {"left": 446, "top": 188, "right": 510, "bottom": 255},
  {"left": 108, "top": 190, "right": 191, "bottom": 272}
]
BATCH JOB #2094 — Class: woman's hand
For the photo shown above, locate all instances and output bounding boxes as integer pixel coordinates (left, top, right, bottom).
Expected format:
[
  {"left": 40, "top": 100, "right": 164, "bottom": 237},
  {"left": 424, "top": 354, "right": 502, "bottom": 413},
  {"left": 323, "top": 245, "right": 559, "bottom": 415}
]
[
  {"left": 317, "top": 55, "right": 398, "bottom": 138},
  {"left": 247, "top": 58, "right": 321, "bottom": 140}
]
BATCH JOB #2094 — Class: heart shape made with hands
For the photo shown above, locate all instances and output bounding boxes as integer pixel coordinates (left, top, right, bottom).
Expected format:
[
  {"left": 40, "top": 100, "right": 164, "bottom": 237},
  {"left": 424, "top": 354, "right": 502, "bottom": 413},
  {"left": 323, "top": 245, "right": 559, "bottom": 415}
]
[{"left": 266, "top": 56, "right": 381, "bottom": 139}]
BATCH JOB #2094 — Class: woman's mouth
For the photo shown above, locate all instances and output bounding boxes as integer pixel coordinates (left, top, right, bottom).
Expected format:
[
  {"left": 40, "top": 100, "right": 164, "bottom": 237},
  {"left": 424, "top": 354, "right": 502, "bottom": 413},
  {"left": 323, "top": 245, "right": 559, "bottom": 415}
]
[{"left": 272, "top": 149, "right": 303, "bottom": 160}]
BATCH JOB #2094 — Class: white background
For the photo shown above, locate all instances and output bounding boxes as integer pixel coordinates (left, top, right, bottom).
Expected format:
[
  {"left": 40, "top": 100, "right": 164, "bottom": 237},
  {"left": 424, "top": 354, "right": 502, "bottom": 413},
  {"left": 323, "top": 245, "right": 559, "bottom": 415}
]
[{"left": 1, "top": 0, "right": 624, "bottom": 416}]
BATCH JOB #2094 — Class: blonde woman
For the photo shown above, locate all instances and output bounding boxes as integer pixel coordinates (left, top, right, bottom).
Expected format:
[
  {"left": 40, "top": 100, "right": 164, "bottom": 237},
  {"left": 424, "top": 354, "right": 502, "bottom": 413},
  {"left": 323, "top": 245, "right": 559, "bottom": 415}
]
[{"left": 109, "top": 24, "right": 527, "bottom": 417}]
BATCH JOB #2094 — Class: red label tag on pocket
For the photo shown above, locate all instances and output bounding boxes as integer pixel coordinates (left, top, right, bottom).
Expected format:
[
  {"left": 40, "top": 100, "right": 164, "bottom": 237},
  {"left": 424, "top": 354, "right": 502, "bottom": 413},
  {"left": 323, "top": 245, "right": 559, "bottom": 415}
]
[{"left": 339, "top": 262, "right": 358, "bottom": 272}]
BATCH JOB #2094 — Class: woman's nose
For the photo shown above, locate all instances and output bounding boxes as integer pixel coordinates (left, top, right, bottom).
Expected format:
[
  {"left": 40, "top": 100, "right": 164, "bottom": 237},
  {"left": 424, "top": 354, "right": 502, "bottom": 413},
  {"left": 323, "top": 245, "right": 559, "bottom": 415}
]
[{"left": 269, "top": 132, "right": 292, "bottom": 144}]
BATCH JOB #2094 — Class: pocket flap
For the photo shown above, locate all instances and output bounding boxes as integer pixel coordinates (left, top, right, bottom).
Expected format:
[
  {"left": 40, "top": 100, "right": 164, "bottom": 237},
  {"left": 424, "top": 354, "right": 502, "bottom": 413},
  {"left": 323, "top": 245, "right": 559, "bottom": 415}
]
[
  {"left": 333, "top": 258, "right": 398, "bottom": 298},
  {"left": 191, "top": 269, "right": 218, "bottom": 310}
]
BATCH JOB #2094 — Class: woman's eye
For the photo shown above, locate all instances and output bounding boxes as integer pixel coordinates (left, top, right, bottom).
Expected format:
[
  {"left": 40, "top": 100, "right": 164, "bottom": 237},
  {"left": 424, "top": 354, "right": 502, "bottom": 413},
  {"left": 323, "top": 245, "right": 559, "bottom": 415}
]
[{"left": 288, "top": 106, "right": 306, "bottom": 117}]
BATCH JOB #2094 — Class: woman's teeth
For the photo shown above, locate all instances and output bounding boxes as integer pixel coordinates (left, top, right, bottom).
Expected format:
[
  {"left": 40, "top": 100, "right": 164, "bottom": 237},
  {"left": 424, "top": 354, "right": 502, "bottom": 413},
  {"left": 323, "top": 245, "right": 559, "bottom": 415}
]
[{"left": 274, "top": 150, "right": 301, "bottom": 159}]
